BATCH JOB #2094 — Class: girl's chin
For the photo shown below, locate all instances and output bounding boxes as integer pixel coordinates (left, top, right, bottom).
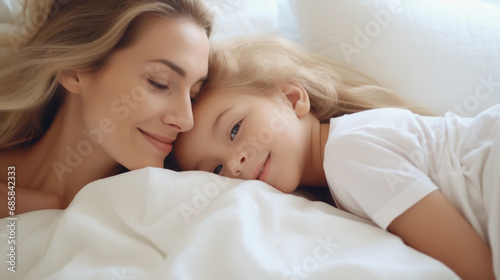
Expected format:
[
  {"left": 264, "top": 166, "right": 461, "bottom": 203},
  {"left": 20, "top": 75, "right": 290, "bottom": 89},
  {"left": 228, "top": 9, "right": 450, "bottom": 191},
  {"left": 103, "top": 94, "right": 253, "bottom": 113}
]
[{"left": 271, "top": 182, "right": 296, "bottom": 194}]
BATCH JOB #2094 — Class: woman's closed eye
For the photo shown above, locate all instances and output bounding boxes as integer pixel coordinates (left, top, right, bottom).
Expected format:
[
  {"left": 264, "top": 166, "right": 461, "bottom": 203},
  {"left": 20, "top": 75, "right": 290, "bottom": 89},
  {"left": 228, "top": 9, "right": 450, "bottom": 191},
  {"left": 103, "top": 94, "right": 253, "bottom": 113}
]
[{"left": 148, "top": 79, "right": 170, "bottom": 92}]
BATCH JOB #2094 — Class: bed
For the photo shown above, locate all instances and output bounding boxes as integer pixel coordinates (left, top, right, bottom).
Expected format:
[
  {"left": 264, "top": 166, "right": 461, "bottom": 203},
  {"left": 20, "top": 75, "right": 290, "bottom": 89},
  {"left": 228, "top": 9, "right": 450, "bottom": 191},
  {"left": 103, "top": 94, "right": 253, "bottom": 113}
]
[{"left": 1, "top": 0, "right": 499, "bottom": 279}]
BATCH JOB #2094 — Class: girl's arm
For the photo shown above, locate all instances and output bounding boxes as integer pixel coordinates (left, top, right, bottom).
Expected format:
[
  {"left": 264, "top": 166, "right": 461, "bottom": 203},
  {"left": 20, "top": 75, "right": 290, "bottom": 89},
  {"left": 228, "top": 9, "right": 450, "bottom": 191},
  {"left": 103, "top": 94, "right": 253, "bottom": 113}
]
[{"left": 387, "top": 190, "right": 494, "bottom": 280}]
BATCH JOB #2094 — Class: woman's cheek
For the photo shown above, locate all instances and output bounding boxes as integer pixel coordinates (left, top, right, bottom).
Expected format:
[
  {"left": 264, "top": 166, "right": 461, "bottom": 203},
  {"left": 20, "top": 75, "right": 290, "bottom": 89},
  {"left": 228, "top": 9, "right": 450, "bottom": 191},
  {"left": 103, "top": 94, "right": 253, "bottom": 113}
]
[{"left": 106, "top": 85, "right": 150, "bottom": 121}]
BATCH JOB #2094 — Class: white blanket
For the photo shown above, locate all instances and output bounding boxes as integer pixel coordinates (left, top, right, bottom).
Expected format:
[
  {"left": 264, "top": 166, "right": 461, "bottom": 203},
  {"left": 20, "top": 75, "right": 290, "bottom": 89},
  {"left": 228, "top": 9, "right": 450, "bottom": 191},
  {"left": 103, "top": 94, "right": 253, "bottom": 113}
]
[{"left": 0, "top": 168, "right": 459, "bottom": 280}]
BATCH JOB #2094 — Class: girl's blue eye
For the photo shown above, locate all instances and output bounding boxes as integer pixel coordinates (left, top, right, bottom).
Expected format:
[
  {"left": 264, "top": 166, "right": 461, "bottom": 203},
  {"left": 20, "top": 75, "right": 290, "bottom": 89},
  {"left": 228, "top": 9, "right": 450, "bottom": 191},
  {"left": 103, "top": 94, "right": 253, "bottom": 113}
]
[
  {"left": 148, "top": 79, "right": 170, "bottom": 92},
  {"left": 230, "top": 122, "right": 241, "bottom": 141},
  {"left": 213, "top": 164, "right": 222, "bottom": 175}
]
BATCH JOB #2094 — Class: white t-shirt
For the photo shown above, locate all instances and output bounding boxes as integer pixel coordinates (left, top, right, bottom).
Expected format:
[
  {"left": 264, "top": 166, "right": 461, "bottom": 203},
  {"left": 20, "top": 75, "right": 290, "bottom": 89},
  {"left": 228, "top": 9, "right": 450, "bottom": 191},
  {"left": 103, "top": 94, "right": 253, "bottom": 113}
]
[{"left": 324, "top": 104, "right": 500, "bottom": 240}]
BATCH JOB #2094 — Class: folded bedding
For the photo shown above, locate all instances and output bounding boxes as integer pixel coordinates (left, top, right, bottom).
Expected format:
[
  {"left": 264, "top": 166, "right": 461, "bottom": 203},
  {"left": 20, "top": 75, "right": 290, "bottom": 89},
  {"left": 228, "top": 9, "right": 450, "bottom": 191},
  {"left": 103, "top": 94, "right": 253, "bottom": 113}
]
[{"left": 0, "top": 168, "right": 459, "bottom": 279}]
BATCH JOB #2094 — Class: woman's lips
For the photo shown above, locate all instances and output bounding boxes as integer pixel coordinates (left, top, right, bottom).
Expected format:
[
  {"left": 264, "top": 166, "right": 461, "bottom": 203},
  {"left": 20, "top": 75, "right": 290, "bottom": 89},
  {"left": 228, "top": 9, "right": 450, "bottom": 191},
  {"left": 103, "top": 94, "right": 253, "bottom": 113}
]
[
  {"left": 139, "top": 129, "right": 174, "bottom": 154},
  {"left": 254, "top": 154, "right": 271, "bottom": 182}
]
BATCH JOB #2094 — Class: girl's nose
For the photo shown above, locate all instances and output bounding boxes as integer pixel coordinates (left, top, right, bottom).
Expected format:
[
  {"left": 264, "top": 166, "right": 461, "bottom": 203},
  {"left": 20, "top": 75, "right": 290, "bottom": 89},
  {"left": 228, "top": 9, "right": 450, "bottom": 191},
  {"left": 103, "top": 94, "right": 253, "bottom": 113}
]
[{"left": 228, "top": 151, "right": 247, "bottom": 177}]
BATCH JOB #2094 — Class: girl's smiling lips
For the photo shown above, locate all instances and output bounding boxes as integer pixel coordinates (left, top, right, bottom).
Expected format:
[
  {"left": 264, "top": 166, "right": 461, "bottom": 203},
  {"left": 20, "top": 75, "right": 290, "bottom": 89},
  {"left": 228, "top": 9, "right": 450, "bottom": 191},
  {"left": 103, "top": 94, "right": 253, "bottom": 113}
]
[
  {"left": 253, "top": 154, "right": 271, "bottom": 182},
  {"left": 138, "top": 128, "right": 175, "bottom": 154}
]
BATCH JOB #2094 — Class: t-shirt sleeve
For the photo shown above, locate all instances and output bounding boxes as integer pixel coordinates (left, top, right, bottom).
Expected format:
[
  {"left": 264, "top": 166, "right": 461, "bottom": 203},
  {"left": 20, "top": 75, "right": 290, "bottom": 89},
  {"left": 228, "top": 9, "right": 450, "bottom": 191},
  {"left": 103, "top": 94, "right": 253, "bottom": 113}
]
[{"left": 324, "top": 123, "right": 439, "bottom": 230}]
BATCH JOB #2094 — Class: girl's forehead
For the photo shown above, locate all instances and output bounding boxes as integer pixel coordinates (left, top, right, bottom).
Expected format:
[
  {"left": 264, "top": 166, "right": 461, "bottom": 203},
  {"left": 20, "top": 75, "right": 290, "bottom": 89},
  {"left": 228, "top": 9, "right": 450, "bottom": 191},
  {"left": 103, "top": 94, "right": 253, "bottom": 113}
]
[
  {"left": 195, "top": 89, "right": 241, "bottom": 106},
  {"left": 197, "top": 87, "right": 266, "bottom": 103},
  {"left": 194, "top": 89, "right": 279, "bottom": 116}
]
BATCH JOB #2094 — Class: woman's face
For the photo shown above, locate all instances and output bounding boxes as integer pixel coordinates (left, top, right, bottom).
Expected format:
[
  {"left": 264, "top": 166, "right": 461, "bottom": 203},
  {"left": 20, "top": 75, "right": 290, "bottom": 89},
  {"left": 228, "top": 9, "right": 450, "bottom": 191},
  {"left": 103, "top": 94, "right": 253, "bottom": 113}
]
[{"left": 77, "top": 17, "right": 209, "bottom": 170}]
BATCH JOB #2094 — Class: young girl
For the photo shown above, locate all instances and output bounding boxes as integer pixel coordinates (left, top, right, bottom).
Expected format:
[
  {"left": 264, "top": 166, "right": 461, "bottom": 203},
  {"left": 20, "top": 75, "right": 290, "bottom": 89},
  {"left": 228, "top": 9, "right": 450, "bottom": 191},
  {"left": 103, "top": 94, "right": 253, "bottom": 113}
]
[
  {"left": 172, "top": 37, "right": 498, "bottom": 280},
  {"left": 0, "top": 0, "right": 213, "bottom": 217}
]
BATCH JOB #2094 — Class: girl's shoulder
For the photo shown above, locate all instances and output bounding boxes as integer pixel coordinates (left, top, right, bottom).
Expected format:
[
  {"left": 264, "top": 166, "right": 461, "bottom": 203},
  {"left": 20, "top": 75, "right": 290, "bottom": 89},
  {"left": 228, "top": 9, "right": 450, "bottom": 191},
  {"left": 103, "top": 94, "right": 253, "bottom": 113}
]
[
  {"left": 330, "top": 107, "right": 424, "bottom": 135},
  {"left": 345, "top": 107, "right": 416, "bottom": 118}
]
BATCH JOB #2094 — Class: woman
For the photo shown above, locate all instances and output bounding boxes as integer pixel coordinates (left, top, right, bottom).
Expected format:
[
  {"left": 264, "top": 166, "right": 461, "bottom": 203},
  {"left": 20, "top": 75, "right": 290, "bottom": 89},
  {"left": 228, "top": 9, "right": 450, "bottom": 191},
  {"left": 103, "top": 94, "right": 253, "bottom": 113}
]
[{"left": 0, "top": 0, "right": 213, "bottom": 217}]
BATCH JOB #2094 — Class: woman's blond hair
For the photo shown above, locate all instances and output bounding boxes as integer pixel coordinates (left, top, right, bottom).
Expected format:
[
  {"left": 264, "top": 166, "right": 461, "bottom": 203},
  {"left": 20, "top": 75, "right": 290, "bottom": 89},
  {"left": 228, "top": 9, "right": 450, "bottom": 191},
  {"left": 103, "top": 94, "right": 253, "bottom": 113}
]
[
  {"left": 0, "top": 0, "right": 214, "bottom": 149},
  {"left": 200, "top": 37, "right": 428, "bottom": 122}
]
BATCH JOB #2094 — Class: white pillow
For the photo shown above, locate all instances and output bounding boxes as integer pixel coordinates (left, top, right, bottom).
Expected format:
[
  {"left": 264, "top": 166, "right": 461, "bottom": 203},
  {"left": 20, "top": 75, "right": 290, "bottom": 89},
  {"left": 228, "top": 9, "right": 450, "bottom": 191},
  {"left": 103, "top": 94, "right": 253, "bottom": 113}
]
[
  {"left": 206, "top": 0, "right": 281, "bottom": 41},
  {"left": 0, "top": 0, "right": 22, "bottom": 53},
  {"left": 206, "top": 0, "right": 300, "bottom": 43},
  {"left": 0, "top": 0, "right": 21, "bottom": 24},
  {"left": 292, "top": 0, "right": 500, "bottom": 116},
  {"left": 0, "top": 0, "right": 282, "bottom": 44}
]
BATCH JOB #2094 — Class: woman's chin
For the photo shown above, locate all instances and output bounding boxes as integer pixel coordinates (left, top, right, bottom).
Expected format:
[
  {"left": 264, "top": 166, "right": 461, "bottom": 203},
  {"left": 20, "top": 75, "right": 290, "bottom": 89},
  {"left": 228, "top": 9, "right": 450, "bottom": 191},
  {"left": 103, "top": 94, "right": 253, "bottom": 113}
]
[{"left": 123, "top": 158, "right": 164, "bottom": 171}]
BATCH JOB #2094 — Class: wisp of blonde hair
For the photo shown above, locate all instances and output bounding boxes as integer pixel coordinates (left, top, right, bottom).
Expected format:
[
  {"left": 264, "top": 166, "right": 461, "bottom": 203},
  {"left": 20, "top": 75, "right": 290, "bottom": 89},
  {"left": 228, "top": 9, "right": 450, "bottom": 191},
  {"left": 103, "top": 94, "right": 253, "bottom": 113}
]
[
  {"left": 200, "top": 37, "right": 428, "bottom": 122},
  {"left": 0, "top": 0, "right": 214, "bottom": 149}
]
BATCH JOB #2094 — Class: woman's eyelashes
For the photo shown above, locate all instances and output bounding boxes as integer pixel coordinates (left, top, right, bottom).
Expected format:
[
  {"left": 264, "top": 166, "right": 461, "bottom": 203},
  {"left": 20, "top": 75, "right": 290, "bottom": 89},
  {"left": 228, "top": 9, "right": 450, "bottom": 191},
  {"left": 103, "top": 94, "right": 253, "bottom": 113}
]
[{"left": 148, "top": 78, "right": 170, "bottom": 92}]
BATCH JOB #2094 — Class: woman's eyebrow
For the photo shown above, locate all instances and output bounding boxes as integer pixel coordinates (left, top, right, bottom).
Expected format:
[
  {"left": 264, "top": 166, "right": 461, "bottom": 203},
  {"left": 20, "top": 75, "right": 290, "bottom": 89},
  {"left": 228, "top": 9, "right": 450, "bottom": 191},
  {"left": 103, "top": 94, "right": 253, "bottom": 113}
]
[
  {"left": 150, "top": 59, "right": 207, "bottom": 83},
  {"left": 149, "top": 59, "right": 186, "bottom": 77}
]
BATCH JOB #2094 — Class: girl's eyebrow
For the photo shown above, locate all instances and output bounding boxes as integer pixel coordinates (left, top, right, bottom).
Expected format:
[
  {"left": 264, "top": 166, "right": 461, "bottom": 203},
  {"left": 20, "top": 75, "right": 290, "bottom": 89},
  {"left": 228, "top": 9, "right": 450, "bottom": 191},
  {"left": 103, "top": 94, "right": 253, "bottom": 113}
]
[
  {"left": 195, "top": 107, "right": 233, "bottom": 171},
  {"left": 195, "top": 106, "right": 237, "bottom": 171},
  {"left": 212, "top": 108, "right": 232, "bottom": 133}
]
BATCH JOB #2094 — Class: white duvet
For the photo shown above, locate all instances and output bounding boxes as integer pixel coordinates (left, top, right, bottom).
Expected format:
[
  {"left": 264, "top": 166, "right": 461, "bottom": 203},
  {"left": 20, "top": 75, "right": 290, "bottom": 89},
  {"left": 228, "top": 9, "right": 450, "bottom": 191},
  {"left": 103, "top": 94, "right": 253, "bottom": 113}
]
[{"left": 0, "top": 168, "right": 460, "bottom": 280}]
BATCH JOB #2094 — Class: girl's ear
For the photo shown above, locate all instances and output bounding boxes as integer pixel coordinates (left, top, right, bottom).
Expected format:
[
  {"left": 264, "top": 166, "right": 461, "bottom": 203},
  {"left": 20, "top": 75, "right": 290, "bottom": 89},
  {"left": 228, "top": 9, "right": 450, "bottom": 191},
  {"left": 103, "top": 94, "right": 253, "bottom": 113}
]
[
  {"left": 58, "top": 70, "right": 84, "bottom": 94},
  {"left": 279, "top": 81, "right": 310, "bottom": 118}
]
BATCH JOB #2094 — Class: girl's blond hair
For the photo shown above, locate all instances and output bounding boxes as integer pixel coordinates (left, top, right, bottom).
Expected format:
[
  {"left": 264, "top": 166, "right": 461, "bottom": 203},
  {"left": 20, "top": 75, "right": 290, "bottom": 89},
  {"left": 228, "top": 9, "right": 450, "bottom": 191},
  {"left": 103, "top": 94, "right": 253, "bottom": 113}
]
[
  {"left": 201, "top": 37, "right": 428, "bottom": 122},
  {"left": 0, "top": 0, "right": 214, "bottom": 149}
]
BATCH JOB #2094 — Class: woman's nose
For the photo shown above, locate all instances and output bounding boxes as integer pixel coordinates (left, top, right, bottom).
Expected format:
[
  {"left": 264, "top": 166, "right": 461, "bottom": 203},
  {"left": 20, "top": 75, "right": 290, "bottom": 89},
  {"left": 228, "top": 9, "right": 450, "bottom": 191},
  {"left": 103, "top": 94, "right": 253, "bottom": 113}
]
[{"left": 161, "top": 90, "right": 194, "bottom": 132}]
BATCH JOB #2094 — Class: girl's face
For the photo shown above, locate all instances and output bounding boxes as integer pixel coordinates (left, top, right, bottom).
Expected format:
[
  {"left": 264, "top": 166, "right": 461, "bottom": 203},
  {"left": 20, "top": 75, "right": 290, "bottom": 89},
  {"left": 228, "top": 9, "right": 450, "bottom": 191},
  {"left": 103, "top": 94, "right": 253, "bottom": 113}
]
[
  {"left": 173, "top": 87, "right": 311, "bottom": 193},
  {"left": 74, "top": 17, "right": 209, "bottom": 170}
]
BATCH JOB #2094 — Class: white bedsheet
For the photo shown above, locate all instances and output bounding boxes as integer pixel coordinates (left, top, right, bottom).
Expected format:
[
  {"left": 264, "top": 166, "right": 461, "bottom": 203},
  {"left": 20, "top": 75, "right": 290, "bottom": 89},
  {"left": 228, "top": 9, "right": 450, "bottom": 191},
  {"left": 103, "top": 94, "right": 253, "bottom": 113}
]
[{"left": 0, "top": 168, "right": 459, "bottom": 280}]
